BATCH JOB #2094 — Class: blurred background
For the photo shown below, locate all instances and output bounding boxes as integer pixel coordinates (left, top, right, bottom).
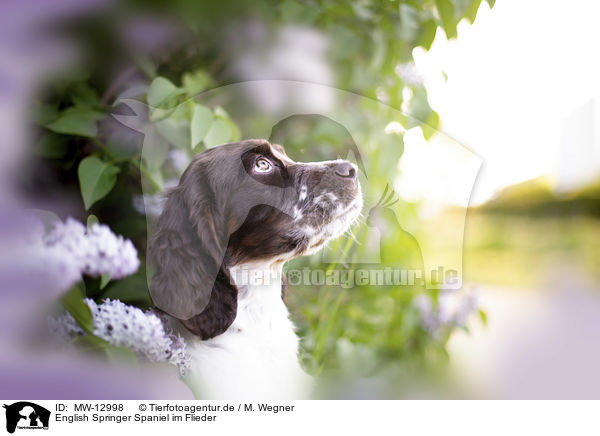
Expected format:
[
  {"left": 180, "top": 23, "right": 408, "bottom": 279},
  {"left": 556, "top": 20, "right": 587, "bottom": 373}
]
[{"left": 1, "top": 0, "right": 599, "bottom": 399}]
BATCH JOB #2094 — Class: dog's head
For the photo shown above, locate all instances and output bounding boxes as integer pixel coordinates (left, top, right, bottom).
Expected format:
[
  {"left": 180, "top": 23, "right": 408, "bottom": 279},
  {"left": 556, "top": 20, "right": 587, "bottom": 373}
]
[{"left": 149, "top": 139, "right": 362, "bottom": 339}]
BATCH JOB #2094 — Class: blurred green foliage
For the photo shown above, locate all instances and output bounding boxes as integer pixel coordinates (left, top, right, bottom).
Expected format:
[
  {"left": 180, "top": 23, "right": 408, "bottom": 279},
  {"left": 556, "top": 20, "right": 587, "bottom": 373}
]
[
  {"left": 29, "top": 0, "right": 493, "bottom": 394},
  {"left": 461, "top": 213, "right": 600, "bottom": 287},
  {"left": 456, "top": 178, "right": 600, "bottom": 287},
  {"left": 480, "top": 177, "right": 600, "bottom": 218}
]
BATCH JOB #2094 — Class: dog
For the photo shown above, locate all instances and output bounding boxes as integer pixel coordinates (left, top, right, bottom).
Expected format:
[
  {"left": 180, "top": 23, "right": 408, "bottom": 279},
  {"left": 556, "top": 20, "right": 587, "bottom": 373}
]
[{"left": 149, "top": 139, "right": 362, "bottom": 398}]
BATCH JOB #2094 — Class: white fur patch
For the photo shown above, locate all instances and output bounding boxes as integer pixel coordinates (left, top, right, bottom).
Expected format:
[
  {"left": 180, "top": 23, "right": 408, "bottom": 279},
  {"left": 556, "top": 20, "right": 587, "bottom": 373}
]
[
  {"left": 313, "top": 193, "right": 337, "bottom": 205},
  {"left": 299, "top": 185, "right": 307, "bottom": 201},
  {"left": 183, "top": 262, "right": 312, "bottom": 399},
  {"left": 301, "top": 194, "right": 362, "bottom": 253},
  {"left": 293, "top": 205, "right": 303, "bottom": 221}
]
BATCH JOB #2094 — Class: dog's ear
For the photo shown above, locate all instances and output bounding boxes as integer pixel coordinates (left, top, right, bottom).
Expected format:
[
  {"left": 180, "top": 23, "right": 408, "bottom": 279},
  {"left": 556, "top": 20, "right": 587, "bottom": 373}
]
[
  {"left": 149, "top": 168, "right": 237, "bottom": 339},
  {"left": 178, "top": 268, "right": 237, "bottom": 339}
]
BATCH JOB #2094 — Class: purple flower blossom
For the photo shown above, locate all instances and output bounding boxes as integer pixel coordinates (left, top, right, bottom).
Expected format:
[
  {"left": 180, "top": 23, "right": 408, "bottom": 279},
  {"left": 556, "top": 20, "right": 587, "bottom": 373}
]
[
  {"left": 395, "top": 62, "right": 424, "bottom": 86},
  {"left": 415, "top": 289, "right": 480, "bottom": 338},
  {"left": 49, "top": 299, "right": 191, "bottom": 376},
  {"left": 47, "top": 311, "right": 84, "bottom": 343},
  {"left": 167, "top": 149, "right": 191, "bottom": 174},
  {"left": 45, "top": 217, "right": 140, "bottom": 280},
  {"left": 132, "top": 179, "right": 178, "bottom": 217},
  {"left": 1, "top": 214, "right": 82, "bottom": 296}
]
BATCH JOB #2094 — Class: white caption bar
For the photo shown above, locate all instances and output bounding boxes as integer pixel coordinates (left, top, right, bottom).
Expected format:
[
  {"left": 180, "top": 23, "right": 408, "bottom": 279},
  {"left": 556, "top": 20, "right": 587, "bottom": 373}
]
[{"left": 1, "top": 400, "right": 597, "bottom": 435}]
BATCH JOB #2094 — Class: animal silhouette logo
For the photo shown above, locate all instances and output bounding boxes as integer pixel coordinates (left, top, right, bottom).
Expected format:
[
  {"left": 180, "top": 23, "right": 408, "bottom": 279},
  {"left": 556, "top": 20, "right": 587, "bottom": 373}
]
[
  {"left": 367, "top": 184, "right": 425, "bottom": 275},
  {"left": 367, "top": 184, "right": 399, "bottom": 224},
  {"left": 3, "top": 402, "right": 50, "bottom": 433}
]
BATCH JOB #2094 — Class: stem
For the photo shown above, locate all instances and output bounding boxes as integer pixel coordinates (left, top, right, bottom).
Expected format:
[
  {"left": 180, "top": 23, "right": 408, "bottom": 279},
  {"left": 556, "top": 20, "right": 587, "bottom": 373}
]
[
  {"left": 91, "top": 138, "right": 161, "bottom": 192},
  {"left": 130, "top": 158, "right": 162, "bottom": 192},
  {"left": 91, "top": 138, "right": 117, "bottom": 161}
]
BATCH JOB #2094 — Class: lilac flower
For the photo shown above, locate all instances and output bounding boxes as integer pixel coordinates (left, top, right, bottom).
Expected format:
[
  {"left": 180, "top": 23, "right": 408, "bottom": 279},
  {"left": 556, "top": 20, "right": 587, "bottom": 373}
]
[
  {"left": 47, "top": 311, "right": 84, "bottom": 343},
  {"left": 27, "top": 238, "right": 83, "bottom": 296},
  {"left": 395, "top": 62, "right": 424, "bottom": 86},
  {"left": 45, "top": 218, "right": 140, "bottom": 280},
  {"left": 132, "top": 178, "right": 179, "bottom": 217},
  {"left": 1, "top": 215, "right": 82, "bottom": 296},
  {"left": 133, "top": 193, "right": 166, "bottom": 217},
  {"left": 49, "top": 299, "right": 191, "bottom": 376},
  {"left": 415, "top": 289, "right": 480, "bottom": 338},
  {"left": 7, "top": 215, "right": 139, "bottom": 298},
  {"left": 167, "top": 149, "right": 191, "bottom": 175}
]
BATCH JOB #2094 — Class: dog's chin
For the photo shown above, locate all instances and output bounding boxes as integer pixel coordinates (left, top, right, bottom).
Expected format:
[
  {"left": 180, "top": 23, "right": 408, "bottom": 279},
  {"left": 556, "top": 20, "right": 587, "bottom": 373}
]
[{"left": 300, "top": 194, "right": 363, "bottom": 256}]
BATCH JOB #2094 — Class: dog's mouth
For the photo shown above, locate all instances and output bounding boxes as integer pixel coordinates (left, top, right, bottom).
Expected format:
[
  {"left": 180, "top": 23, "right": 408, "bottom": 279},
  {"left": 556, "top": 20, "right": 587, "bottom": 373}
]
[
  {"left": 292, "top": 180, "right": 363, "bottom": 253},
  {"left": 323, "top": 189, "right": 363, "bottom": 235}
]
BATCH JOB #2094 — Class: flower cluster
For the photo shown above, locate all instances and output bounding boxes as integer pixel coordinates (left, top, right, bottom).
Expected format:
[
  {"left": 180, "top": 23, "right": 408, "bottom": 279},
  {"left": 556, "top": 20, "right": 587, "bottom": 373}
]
[
  {"left": 132, "top": 179, "right": 178, "bottom": 217},
  {"left": 167, "top": 149, "right": 191, "bottom": 175},
  {"left": 414, "top": 289, "right": 480, "bottom": 338},
  {"left": 47, "top": 311, "right": 84, "bottom": 342},
  {"left": 27, "top": 233, "right": 83, "bottom": 296},
  {"left": 45, "top": 218, "right": 140, "bottom": 280},
  {"left": 395, "top": 62, "right": 424, "bottom": 87},
  {"left": 49, "top": 298, "right": 191, "bottom": 376}
]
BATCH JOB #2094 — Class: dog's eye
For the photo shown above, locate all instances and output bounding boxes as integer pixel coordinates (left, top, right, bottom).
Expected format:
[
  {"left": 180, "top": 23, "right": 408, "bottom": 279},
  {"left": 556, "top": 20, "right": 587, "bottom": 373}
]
[{"left": 254, "top": 157, "right": 273, "bottom": 173}]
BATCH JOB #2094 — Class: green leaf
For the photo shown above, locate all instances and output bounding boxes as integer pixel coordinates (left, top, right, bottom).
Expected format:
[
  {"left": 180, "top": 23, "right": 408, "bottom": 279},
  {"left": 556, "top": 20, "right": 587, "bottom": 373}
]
[
  {"left": 279, "top": 0, "right": 319, "bottom": 24},
  {"left": 60, "top": 285, "right": 94, "bottom": 334},
  {"left": 73, "top": 335, "right": 110, "bottom": 353},
  {"left": 220, "top": 116, "right": 241, "bottom": 142},
  {"left": 74, "top": 332, "right": 140, "bottom": 363},
  {"left": 417, "top": 19, "right": 438, "bottom": 50},
  {"left": 147, "top": 77, "right": 183, "bottom": 108},
  {"left": 46, "top": 106, "right": 105, "bottom": 138},
  {"left": 78, "top": 156, "right": 120, "bottom": 210},
  {"left": 422, "top": 110, "right": 440, "bottom": 140},
  {"left": 478, "top": 309, "right": 488, "bottom": 326},
  {"left": 143, "top": 165, "right": 164, "bottom": 192},
  {"left": 156, "top": 117, "right": 191, "bottom": 149},
  {"left": 142, "top": 128, "right": 169, "bottom": 170},
  {"left": 34, "top": 134, "right": 68, "bottom": 159},
  {"left": 465, "top": 0, "right": 483, "bottom": 23},
  {"left": 182, "top": 70, "right": 213, "bottom": 96},
  {"left": 407, "top": 88, "right": 434, "bottom": 128},
  {"left": 71, "top": 82, "right": 100, "bottom": 107},
  {"left": 213, "top": 106, "right": 232, "bottom": 119},
  {"left": 436, "top": 0, "right": 457, "bottom": 39},
  {"left": 33, "top": 103, "right": 59, "bottom": 125},
  {"left": 74, "top": 335, "right": 137, "bottom": 363},
  {"left": 86, "top": 214, "right": 99, "bottom": 227},
  {"left": 100, "top": 273, "right": 111, "bottom": 290},
  {"left": 101, "top": 274, "right": 151, "bottom": 305},
  {"left": 149, "top": 106, "right": 177, "bottom": 123},
  {"left": 190, "top": 104, "right": 214, "bottom": 149},
  {"left": 105, "top": 345, "right": 138, "bottom": 363},
  {"left": 203, "top": 118, "right": 230, "bottom": 148},
  {"left": 399, "top": 4, "right": 420, "bottom": 41},
  {"left": 170, "top": 99, "right": 195, "bottom": 120},
  {"left": 487, "top": 0, "right": 495, "bottom": 7},
  {"left": 192, "top": 142, "right": 204, "bottom": 155},
  {"left": 133, "top": 54, "right": 157, "bottom": 78}
]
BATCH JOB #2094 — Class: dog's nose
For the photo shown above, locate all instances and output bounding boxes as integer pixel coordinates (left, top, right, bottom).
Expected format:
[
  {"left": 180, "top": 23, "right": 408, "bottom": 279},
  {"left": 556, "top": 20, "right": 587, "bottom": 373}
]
[{"left": 334, "top": 161, "right": 357, "bottom": 180}]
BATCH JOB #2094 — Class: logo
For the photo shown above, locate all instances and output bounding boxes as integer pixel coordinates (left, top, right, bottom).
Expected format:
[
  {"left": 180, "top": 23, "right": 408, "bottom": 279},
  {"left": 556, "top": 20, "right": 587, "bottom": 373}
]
[{"left": 3, "top": 402, "right": 50, "bottom": 433}]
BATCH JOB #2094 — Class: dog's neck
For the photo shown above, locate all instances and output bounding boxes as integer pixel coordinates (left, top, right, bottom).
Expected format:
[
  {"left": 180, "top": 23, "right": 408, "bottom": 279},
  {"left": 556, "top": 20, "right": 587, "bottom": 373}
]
[
  {"left": 229, "top": 261, "right": 284, "bottom": 299},
  {"left": 184, "top": 261, "right": 310, "bottom": 399},
  {"left": 227, "top": 261, "right": 291, "bottom": 335}
]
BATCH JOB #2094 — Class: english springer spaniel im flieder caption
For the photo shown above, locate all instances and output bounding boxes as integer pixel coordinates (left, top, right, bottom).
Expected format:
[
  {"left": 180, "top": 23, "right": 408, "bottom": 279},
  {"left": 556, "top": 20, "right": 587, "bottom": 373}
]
[{"left": 149, "top": 139, "right": 362, "bottom": 399}]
